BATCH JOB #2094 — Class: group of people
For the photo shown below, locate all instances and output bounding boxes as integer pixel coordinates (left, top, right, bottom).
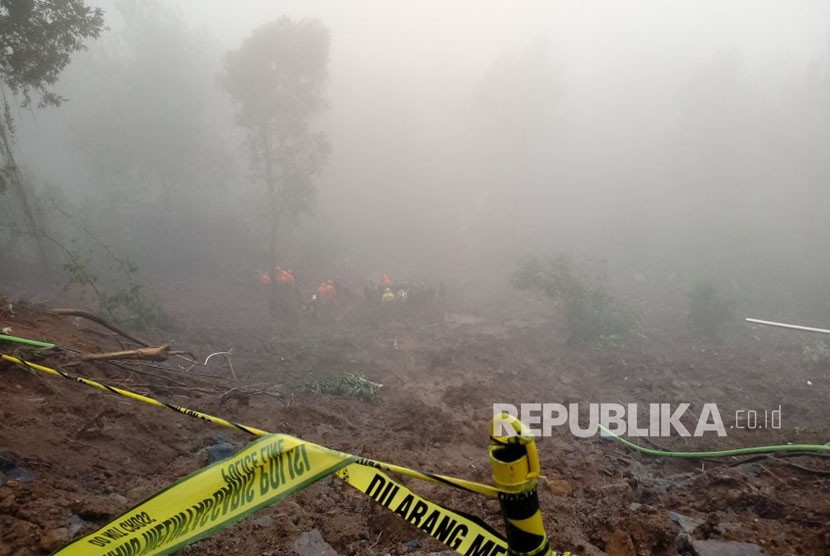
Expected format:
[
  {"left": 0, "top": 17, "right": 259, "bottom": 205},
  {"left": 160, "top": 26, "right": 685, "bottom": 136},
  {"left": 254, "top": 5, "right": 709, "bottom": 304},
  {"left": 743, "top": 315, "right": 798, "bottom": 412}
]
[
  {"left": 256, "top": 266, "right": 442, "bottom": 321},
  {"left": 255, "top": 267, "right": 303, "bottom": 321},
  {"left": 365, "top": 274, "right": 444, "bottom": 309},
  {"left": 258, "top": 267, "right": 295, "bottom": 286},
  {"left": 365, "top": 274, "right": 396, "bottom": 304},
  {"left": 256, "top": 266, "right": 342, "bottom": 321}
]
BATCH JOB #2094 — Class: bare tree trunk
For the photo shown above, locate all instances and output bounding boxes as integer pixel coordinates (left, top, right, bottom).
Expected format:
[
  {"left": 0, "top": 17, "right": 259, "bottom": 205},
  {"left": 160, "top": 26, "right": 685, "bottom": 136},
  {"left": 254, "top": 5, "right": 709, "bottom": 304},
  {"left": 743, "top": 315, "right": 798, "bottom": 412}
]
[
  {"left": 269, "top": 195, "right": 278, "bottom": 318},
  {"left": 0, "top": 103, "right": 53, "bottom": 282},
  {"left": 261, "top": 125, "right": 279, "bottom": 319}
]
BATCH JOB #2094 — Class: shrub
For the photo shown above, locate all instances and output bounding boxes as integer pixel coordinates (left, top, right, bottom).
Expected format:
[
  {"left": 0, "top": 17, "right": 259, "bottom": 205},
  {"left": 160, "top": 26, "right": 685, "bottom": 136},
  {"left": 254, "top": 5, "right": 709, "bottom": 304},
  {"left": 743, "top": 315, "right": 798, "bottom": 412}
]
[
  {"left": 305, "top": 372, "right": 380, "bottom": 401},
  {"left": 513, "top": 254, "right": 635, "bottom": 344}
]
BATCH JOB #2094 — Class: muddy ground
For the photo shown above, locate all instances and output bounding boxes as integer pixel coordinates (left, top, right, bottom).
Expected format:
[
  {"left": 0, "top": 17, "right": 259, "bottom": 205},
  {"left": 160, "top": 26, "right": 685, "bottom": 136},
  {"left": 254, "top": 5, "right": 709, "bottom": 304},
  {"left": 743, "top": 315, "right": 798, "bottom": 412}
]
[{"left": 1, "top": 277, "right": 828, "bottom": 555}]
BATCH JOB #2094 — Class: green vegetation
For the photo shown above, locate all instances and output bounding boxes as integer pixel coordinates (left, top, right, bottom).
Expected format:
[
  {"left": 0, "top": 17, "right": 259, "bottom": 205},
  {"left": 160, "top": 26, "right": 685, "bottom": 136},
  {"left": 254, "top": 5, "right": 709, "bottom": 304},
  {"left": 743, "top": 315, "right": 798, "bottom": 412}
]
[
  {"left": 1, "top": 0, "right": 105, "bottom": 274},
  {"left": 513, "top": 254, "right": 635, "bottom": 344},
  {"left": 305, "top": 372, "right": 380, "bottom": 401},
  {"left": 56, "top": 237, "right": 168, "bottom": 330}
]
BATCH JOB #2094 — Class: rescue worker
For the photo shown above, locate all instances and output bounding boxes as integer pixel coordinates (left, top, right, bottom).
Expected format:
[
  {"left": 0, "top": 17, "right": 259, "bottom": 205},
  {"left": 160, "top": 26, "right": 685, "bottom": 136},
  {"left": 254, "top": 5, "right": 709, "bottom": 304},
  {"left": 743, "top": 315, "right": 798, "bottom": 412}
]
[
  {"left": 277, "top": 268, "right": 293, "bottom": 285},
  {"left": 304, "top": 293, "right": 320, "bottom": 320},
  {"left": 317, "top": 281, "right": 330, "bottom": 302},
  {"left": 382, "top": 287, "right": 396, "bottom": 304},
  {"left": 287, "top": 270, "right": 303, "bottom": 308},
  {"left": 277, "top": 267, "right": 298, "bottom": 315},
  {"left": 324, "top": 280, "right": 337, "bottom": 302},
  {"left": 258, "top": 269, "right": 271, "bottom": 285},
  {"left": 378, "top": 274, "right": 392, "bottom": 295}
]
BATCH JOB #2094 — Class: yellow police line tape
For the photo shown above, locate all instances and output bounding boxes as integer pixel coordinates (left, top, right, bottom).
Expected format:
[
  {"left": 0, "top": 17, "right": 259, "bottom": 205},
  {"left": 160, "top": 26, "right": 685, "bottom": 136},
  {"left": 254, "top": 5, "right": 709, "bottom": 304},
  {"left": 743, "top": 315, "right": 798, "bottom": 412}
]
[
  {"left": 0, "top": 354, "right": 500, "bottom": 497},
  {"left": 55, "top": 435, "right": 511, "bottom": 556},
  {"left": 0, "top": 355, "right": 572, "bottom": 556}
]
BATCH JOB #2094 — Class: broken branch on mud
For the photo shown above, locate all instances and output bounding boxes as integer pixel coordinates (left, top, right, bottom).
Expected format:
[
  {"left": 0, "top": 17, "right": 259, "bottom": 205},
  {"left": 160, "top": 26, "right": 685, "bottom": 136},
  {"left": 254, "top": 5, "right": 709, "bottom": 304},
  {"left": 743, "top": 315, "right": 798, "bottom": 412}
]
[
  {"left": 51, "top": 308, "right": 152, "bottom": 347},
  {"left": 79, "top": 344, "right": 170, "bottom": 362}
]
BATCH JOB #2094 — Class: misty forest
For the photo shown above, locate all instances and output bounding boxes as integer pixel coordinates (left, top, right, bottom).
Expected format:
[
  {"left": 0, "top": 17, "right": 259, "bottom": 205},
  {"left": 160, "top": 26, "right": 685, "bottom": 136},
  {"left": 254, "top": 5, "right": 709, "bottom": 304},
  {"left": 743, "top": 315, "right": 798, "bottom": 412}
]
[{"left": 1, "top": 1, "right": 829, "bottom": 555}]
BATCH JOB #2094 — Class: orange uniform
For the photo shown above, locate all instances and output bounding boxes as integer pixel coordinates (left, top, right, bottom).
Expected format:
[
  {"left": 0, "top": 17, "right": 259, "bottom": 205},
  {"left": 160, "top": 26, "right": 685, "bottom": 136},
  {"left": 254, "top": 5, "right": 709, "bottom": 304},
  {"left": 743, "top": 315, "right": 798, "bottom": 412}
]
[
  {"left": 317, "top": 283, "right": 329, "bottom": 300},
  {"left": 325, "top": 281, "right": 336, "bottom": 300},
  {"left": 278, "top": 269, "right": 294, "bottom": 285}
]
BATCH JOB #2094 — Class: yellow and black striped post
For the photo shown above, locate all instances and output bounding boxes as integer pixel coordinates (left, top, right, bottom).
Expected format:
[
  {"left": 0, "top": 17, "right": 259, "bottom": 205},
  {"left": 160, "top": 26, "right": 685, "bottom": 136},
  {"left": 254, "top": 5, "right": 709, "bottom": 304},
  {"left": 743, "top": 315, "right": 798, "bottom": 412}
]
[{"left": 489, "top": 413, "right": 551, "bottom": 556}]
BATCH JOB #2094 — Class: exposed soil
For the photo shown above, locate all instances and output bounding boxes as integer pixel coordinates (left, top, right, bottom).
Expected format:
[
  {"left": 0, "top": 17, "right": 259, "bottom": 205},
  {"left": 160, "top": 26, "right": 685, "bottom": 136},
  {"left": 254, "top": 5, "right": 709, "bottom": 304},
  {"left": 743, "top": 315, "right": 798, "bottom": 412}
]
[{"left": 1, "top": 277, "right": 828, "bottom": 555}]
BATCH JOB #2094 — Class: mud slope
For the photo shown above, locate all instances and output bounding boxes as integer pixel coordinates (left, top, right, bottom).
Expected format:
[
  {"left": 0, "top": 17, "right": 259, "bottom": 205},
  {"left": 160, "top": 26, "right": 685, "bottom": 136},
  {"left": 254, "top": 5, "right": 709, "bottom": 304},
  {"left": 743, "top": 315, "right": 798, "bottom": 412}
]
[{"left": 1, "top": 283, "right": 828, "bottom": 555}]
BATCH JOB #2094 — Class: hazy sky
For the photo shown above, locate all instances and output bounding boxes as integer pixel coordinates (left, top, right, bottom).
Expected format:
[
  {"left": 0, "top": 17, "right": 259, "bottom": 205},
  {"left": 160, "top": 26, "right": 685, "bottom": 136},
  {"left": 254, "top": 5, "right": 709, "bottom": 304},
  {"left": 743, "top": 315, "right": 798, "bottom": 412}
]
[
  {"left": 168, "top": 1, "right": 830, "bottom": 67},
  {"left": 13, "top": 0, "right": 830, "bottom": 285}
]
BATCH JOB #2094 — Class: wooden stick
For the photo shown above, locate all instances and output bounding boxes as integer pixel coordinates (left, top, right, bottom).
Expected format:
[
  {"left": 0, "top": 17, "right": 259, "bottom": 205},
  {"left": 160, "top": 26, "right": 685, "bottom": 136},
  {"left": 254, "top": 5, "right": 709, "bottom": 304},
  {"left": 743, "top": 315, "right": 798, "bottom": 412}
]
[{"left": 80, "top": 344, "right": 170, "bottom": 362}]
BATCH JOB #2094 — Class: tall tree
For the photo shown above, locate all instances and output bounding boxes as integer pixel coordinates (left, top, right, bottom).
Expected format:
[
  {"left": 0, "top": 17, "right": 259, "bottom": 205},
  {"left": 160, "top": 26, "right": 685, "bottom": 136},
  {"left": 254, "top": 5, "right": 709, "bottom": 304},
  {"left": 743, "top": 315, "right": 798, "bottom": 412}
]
[
  {"left": 219, "top": 17, "right": 330, "bottom": 315},
  {"left": 0, "top": 0, "right": 104, "bottom": 273}
]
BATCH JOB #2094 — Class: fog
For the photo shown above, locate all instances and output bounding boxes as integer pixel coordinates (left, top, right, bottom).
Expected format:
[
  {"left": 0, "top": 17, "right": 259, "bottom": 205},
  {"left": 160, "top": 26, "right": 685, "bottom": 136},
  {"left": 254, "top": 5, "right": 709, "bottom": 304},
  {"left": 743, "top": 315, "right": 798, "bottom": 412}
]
[{"left": 7, "top": 0, "right": 830, "bottom": 319}]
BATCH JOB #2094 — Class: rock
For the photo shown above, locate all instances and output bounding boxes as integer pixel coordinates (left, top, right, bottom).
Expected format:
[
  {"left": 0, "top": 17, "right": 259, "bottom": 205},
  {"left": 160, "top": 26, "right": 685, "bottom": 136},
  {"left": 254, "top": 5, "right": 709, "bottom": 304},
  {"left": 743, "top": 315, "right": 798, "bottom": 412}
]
[
  {"left": 253, "top": 515, "right": 275, "bottom": 529},
  {"left": 404, "top": 538, "right": 423, "bottom": 552},
  {"left": 79, "top": 493, "right": 133, "bottom": 520},
  {"left": 208, "top": 436, "right": 235, "bottom": 464},
  {"left": 690, "top": 539, "right": 763, "bottom": 556},
  {"left": 109, "top": 492, "right": 129, "bottom": 506},
  {"left": 0, "top": 463, "right": 34, "bottom": 483},
  {"left": 68, "top": 514, "right": 92, "bottom": 536},
  {"left": 596, "top": 481, "right": 633, "bottom": 500},
  {"left": 40, "top": 528, "right": 70, "bottom": 552},
  {"left": 0, "top": 494, "right": 16, "bottom": 511},
  {"left": 292, "top": 529, "right": 339, "bottom": 556},
  {"left": 606, "top": 528, "right": 637, "bottom": 556},
  {"left": 546, "top": 478, "right": 572, "bottom": 496},
  {"left": 279, "top": 500, "right": 305, "bottom": 526},
  {"left": 126, "top": 485, "right": 150, "bottom": 500},
  {"left": 716, "top": 522, "right": 741, "bottom": 534},
  {"left": 668, "top": 511, "right": 704, "bottom": 534}
]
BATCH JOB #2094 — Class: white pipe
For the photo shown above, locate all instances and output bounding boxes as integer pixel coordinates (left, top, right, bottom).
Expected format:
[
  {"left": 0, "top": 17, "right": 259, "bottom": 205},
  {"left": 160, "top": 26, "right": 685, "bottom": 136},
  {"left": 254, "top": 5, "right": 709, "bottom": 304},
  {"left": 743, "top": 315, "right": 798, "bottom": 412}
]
[{"left": 745, "top": 318, "right": 830, "bottom": 336}]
